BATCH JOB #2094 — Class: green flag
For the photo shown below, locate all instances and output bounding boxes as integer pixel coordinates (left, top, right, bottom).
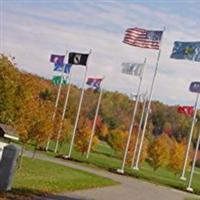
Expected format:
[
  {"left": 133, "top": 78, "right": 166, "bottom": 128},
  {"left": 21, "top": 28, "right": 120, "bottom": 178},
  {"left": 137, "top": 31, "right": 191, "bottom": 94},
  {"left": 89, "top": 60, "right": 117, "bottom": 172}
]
[{"left": 52, "top": 76, "right": 68, "bottom": 85}]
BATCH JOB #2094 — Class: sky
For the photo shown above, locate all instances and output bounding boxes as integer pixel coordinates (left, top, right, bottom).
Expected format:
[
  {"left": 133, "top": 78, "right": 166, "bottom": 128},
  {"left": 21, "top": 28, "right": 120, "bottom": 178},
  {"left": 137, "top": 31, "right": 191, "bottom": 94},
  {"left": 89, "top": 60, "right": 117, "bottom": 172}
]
[{"left": 1, "top": 0, "right": 200, "bottom": 106}]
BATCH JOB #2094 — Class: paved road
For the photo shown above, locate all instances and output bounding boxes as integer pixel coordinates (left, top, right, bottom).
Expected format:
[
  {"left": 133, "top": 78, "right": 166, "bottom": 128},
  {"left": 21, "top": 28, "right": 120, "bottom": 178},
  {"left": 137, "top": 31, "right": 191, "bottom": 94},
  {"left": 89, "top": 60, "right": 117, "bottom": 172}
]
[{"left": 25, "top": 151, "right": 199, "bottom": 200}]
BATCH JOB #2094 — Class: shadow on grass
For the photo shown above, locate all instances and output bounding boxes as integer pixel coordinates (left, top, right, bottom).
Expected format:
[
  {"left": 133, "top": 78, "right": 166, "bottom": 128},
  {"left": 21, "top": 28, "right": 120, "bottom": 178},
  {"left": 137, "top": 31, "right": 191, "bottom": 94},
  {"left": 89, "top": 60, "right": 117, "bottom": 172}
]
[
  {"left": 0, "top": 188, "right": 92, "bottom": 200},
  {"left": 37, "top": 193, "right": 93, "bottom": 200}
]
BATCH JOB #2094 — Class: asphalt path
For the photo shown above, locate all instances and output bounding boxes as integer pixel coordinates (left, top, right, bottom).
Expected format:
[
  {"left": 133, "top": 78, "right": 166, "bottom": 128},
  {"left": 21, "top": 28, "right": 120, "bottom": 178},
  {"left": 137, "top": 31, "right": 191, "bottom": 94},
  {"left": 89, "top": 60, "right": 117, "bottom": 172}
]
[{"left": 24, "top": 151, "right": 199, "bottom": 200}]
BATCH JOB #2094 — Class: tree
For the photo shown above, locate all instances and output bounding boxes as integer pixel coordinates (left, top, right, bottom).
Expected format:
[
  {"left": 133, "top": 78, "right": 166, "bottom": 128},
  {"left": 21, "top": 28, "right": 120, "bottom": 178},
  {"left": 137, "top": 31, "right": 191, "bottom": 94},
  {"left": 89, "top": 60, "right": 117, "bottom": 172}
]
[
  {"left": 75, "top": 124, "right": 99, "bottom": 154},
  {"left": 108, "top": 128, "right": 127, "bottom": 153},
  {"left": 168, "top": 139, "right": 186, "bottom": 175},
  {"left": 148, "top": 134, "right": 172, "bottom": 170},
  {"left": 126, "top": 129, "right": 149, "bottom": 165}
]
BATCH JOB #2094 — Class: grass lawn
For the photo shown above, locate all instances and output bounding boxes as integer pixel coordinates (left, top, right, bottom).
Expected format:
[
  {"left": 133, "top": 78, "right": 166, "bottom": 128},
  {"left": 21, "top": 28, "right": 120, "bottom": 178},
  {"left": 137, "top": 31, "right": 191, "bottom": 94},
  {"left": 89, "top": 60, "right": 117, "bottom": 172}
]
[
  {"left": 12, "top": 157, "right": 117, "bottom": 195},
  {"left": 44, "top": 140, "right": 200, "bottom": 195}
]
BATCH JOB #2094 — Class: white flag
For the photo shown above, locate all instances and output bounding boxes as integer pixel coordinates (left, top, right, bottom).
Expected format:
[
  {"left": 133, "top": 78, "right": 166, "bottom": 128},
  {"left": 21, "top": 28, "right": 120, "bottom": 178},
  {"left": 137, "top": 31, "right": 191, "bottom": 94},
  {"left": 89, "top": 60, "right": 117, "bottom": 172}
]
[{"left": 121, "top": 62, "right": 144, "bottom": 77}]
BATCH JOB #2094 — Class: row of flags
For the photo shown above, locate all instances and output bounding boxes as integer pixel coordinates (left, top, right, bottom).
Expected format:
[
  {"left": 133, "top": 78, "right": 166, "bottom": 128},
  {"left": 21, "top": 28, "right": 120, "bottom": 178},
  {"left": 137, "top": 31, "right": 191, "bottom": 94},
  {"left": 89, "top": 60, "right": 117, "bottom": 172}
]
[
  {"left": 50, "top": 53, "right": 103, "bottom": 89},
  {"left": 123, "top": 27, "right": 200, "bottom": 62},
  {"left": 122, "top": 27, "right": 200, "bottom": 190},
  {"left": 48, "top": 26, "right": 199, "bottom": 191}
]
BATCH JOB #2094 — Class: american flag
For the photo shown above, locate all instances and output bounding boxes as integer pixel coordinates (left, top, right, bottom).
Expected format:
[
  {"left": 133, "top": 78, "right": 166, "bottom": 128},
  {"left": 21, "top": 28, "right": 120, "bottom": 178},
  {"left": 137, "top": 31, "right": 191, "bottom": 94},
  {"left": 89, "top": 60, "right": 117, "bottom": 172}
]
[{"left": 123, "top": 27, "right": 163, "bottom": 50}]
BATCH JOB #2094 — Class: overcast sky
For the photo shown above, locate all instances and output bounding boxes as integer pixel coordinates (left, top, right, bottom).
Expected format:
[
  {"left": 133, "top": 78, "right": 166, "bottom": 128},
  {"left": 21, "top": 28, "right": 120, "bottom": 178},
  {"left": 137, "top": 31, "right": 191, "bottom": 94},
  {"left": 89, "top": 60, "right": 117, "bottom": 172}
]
[{"left": 1, "top": 0, "right": 200, "bottom": 106}]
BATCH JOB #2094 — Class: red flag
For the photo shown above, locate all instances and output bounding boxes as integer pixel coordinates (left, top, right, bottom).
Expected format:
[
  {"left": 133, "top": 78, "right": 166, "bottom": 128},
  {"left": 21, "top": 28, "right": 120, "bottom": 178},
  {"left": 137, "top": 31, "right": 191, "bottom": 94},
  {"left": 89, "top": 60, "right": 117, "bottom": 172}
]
[{"left": 177, "top": 106, "right": 194, "bottom": 117}]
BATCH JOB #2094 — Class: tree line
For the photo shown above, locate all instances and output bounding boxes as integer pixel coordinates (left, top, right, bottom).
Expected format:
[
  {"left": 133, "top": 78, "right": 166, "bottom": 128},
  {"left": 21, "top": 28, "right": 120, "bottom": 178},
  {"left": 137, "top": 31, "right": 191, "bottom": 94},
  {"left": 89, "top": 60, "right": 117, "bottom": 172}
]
[{"left": 0, "top": 55, "right": 199, "bottom": 172}]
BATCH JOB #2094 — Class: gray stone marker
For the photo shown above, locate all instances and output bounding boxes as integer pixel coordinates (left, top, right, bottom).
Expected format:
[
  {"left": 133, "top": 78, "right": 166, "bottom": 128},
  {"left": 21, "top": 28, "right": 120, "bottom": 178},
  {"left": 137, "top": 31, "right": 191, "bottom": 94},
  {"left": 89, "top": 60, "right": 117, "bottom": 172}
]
[{"left": 0, "top": 144, "right": 20, "bottom": 191}]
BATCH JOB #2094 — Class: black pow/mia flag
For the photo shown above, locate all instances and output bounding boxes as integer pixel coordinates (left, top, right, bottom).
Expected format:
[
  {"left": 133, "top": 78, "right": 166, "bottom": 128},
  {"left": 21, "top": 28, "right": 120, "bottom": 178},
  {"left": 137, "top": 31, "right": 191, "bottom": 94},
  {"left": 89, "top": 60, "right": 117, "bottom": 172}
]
[{"left": 68, "top": 52, "right": 89, "bottom": 66}]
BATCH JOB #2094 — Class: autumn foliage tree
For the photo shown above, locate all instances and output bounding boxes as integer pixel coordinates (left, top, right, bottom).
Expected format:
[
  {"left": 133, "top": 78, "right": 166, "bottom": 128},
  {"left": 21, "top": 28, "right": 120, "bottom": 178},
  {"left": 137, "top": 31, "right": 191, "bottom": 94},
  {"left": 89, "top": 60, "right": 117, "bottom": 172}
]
[
  {"left": 74, "top": 117, "right": 99, "bottom": 154},
  {"left": 108, "top": 128, "right": 128, "bottom": 153},
  {"left": 148, "top": 134, "right": 172, "bottom": 170},
  {"left": 168, "top": 139, "right": 186, "bottom": 175}
]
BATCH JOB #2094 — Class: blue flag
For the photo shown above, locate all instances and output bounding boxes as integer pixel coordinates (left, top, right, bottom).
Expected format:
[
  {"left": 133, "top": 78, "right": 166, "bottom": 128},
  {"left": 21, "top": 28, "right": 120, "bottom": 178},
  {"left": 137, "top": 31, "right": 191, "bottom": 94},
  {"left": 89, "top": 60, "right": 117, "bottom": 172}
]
[
  {"left": 189, "top": 82, "right": 200, "bottom": 93},
  {"left": 53, "top": 64, "right": 72, "bottom": 74},
  {"left": 170, "top": 41, "right": 200, "bottom": 62}
]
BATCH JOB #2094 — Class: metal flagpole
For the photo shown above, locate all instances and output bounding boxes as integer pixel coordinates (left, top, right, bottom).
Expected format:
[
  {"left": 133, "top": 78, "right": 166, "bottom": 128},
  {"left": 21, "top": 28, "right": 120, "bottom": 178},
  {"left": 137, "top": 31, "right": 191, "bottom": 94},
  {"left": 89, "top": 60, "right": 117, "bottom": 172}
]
[
  {"left": 134, "top": 28, "right": 165, "bottom": 170},
  {"left": 132, "top": 92, "right": 147, "bottom": 168},
  {"left": 186, "top": 130, "right": 200, "bottom": 192},
  {"left": 54, "top": 72, "right": 72, "bottom": 153},
  {"left": 117, "top": 58, "right": 146, "bottom": 174},
  {"left": 180, "top": 93, "right": 199, "bottom": 180},
  {"left": 46, "top": 51, "right": 68, "bottom": 151},
  {"left": 86, "top": 85, "right": 104, "bottom": 159},
  {"left": 66, "top": 50, "right": 91, "bottom": 158}
]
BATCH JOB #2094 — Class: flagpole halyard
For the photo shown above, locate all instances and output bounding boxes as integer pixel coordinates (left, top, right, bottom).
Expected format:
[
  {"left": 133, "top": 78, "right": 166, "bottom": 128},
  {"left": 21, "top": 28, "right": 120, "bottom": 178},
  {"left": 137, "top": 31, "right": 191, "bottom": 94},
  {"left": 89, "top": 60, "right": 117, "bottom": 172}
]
[
  {"left": 180, "top": 92, "right": 199, "bottom": 180},
  {"left": 134, "top": 27, "right": 165, "bottom": 170},
  {"left": 117, "top": 58, "right": 146, "bottom": 174},
  {"left": 86, "top": 81, "right": 104, "bottom": 159},
  {"left": 46, "top": 50, "right": 68, "bottom": 151},
  {"left": 132, "top": 92, "right": 147, "bottom": 168},
  {"left": 66, "top": 50, "right": 92, "bottom": 158},
  {"left": 54, "top": 72, "right": 72, "bottom": 153}
]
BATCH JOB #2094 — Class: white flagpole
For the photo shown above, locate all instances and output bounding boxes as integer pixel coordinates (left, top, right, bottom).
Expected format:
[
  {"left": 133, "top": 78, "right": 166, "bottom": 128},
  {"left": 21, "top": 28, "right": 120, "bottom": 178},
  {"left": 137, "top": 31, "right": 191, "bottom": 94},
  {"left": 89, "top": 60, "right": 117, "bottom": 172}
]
[
  {"left": 117, "top": 58, "right": 146, "bottom": 174},
  {"left": 46, "top": 51, "right": 68, "bottom": 151},
  {"left": 134, "top": 28, "right": 165, "bottom": 170},
  {"left": 86, "top": 85, "right": 104, "bottom": 159},
  {"left": 54, "top": 72, "right": 72, "bottom": 153},
  {"left": 132, "top": 93, "right": 147, "bottom": 168},
  {"left": 66, "top": 50, "right": 91, "bottom": 158},
  {"left": 180, "top": 93, "right": 199, "bottom": 180},
  {"left": 186, "top": 130, "right": 200, "bottom": 192}
]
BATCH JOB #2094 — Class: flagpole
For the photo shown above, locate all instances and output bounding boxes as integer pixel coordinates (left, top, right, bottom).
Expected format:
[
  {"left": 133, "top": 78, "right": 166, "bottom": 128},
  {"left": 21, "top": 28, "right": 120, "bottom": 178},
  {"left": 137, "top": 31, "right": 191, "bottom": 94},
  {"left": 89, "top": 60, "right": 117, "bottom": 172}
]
[
  {"left": 180, "top": 93, "right": 199, "bottom": 180},
  {"left": 186, "top": 130, "right": 200, "bottom": 192},
  {"left": 134, "top": 28, "right": 165, "bottom": 170},
  {"left": 54, "top": 72, "right": 72, "bottom": 153},
  {"left": 46, "top": 51, "right": 68, "bottom": 151},
  {"left": 132, "top": 93, "right": 147, "bottom": 167},
  {"left": 66, "top": 50, "right": 91, "bottom": 158},
  {"left": 86, "top": 85, "right": 104, "bottom": 159},
  {"left": 117, "top": 58, "right": 146, "bottom": 174}
]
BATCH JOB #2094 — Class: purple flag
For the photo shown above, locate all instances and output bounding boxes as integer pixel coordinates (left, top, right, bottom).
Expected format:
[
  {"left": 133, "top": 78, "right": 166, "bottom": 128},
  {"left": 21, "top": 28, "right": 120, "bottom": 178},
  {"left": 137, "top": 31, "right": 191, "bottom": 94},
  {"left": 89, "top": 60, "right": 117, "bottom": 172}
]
[{"left": 50, "top": 54, "right": 65, "bottom": 65}]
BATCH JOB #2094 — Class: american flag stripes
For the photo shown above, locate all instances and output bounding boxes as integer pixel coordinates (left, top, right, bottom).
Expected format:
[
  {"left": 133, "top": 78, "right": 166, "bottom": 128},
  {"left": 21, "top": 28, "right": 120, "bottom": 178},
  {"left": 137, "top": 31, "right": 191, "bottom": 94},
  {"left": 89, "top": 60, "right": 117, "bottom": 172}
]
[{"left": 123, "top": 27, "right": 163, "bottom": 50}]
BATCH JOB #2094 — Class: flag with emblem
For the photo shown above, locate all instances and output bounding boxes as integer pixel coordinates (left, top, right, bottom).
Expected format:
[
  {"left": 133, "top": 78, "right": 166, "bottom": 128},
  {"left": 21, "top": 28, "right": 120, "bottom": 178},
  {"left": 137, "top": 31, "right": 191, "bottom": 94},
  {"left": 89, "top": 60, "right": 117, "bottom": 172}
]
[
  {"left": 52, "top": 75, "right": 68, "bottom": 85},
  {"left": 68, "top": 52, "right": 89, "bottom": 66},
  {"left": 122, "top": 62, "right": 144, "bottom": 77},
  {"left": 86, "top": 77, "right": 102, "bottom": 89},
  {"left": 170, "top": 41, "right": 200, "bottom": 62},
  {"left": 177, "top": 106, "right": 194, "bottom": 117},
  {"left": 123, "top": 27, "right": 163, "bottom": 50}
]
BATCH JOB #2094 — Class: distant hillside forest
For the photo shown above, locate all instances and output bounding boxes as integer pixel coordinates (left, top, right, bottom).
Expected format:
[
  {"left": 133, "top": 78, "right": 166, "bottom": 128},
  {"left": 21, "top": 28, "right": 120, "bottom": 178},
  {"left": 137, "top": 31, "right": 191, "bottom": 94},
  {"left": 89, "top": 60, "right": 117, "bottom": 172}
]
[{"left": 0, "top": 55, "right": 199, "bottom": 167}]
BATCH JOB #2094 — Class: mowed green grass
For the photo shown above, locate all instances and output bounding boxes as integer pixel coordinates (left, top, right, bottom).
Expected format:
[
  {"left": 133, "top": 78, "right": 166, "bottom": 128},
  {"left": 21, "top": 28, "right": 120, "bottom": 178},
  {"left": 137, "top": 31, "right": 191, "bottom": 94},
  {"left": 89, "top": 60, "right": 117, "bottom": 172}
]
[
  {"left": 13, "top": 157, "right": 117, "bottom": 195},
  {"left": 46, "top": 140, "right": 200, "bottom": 195}
]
